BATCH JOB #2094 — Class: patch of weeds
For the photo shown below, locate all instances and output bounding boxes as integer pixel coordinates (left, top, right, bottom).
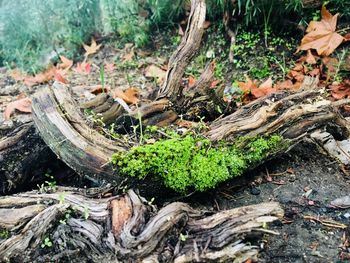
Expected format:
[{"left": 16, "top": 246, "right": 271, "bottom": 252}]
[
  {"left": 0, "top": 229, "right": 9, "bottom": 239},
  {"left": 214, "top": 61, "right": 225, "bottom": 80},
  {"left": 38, "top": 173, "right": 57, "bottom": 193},
  {"left": 59, "top": 209, "right": 72, "bottom": 225},
  {"left": 249, "top": 59, "right": 271, "bottom": 79},
  {"left": 117, "top": 59, "right": 139, "bottom": 71},
  {"left": 112, "top": 133, "right": 287, "bottom": 193}
]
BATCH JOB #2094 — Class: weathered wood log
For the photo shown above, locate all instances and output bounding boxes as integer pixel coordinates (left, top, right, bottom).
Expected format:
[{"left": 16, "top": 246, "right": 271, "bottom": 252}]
[
  {"left": 0, "top": 188, "right": 284, "bottom": 262},
  {"left": 30, "top": 81, "right": 350, "bottom": 191},
  {"left": 157, "top": 0, "right": 206, "bottom": 102}
]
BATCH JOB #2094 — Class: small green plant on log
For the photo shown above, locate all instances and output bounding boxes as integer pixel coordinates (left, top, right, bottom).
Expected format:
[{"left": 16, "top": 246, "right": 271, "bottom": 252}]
[{"left": 112, "top": 134, "right": 287, "bottom": 193}]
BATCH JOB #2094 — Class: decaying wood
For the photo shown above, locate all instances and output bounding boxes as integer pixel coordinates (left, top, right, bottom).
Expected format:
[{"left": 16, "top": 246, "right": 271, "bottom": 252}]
[
  {"left": 0, "top": 121, "right": 69, "bottom": 194},
  {"left": 0, "top": 188, "right": 283, "bottom": 262},
  {"left": 30, "top": 81, "right": 350, "bottom": 190},
  {"left": 157, "top": 0, "right": 206, "bottom": 102},
  {"left": 208, "top": 90, "right": 350, "bottom": 142}
]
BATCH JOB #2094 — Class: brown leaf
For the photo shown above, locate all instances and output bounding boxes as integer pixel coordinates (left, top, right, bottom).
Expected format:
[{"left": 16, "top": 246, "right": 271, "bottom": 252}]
[
  {"left": 238, "top": 76, "right": 276, "bottom": 99},
  {"left": 344, "top": 32, "right": 350, "bottom": 42},
  {"left": 237, "top": 76, "right": 258, "bottom": 93},
  {"left": 210, "top": 79, "right": 221, "bottom": 88},
  {"left": 305, "top": 50, "right": 318, "bottom": 64},
  {"left": 4, "top": 97, "right": 32, "bottom": 120},
  {"left": 322, "top": 57, "right": 338, "bottom": 73},
  {"left": 308, "top": 68, "right": 321, "bottom": 77},
  {"left": 252, "top": 77, "right": 277, "bottom": 98},
  {"left": 145, "top": 64, "right": 166, "bottom": 83},
  {"left": 287, "top": 70, "right": 305, "bottom": 83},
  {"left": 53, "top": 69, "right": 68, "bottom": 84},
  {"left": 298, "top": 6, "right": 344, "bottom": 56},
  {"left": 122, "top": 49, "right": 135, "bottom": 62},
  {"left": 57, "top": 55, "right": 73, "bottom": 70},
  {"left": 90, "top": 85, "right": 111, "bottom": 95},
  {"left": 275, "top": 80, "right": 302, "bottom": 91},
  {"left": 329, "top": 80, "right": 350, "bottom": 100},
  {"left": 83, "top": 38, "right": 102, "bottom": 57},
  {"left": 188, "top": 76, "right": 196, "bottom": 88},
  {"left": 113, "top": 87, "right": 140, "bottom": 105},
  {"left": 23, "top": 67, "right": 56, "bottom": 87}
]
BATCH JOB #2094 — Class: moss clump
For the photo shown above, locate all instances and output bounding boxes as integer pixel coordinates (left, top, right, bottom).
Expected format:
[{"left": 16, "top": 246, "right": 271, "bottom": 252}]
[{"left": 112, "top": 134, "right": 286, "bottom": 193}]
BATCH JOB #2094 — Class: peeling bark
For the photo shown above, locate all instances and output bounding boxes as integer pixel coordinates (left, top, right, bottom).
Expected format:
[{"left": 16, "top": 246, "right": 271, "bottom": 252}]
[{"left": 0, "top": 188, "right": 283, "bottom": 263}]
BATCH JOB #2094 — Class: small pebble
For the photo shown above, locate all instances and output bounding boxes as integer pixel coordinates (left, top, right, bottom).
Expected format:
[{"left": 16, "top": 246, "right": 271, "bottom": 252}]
[
  {"left": 343, "top": 213, "right": 350, "bottom": 219},
  {"left": 250, "top": 187, "right": 261, "bottom": 195}
]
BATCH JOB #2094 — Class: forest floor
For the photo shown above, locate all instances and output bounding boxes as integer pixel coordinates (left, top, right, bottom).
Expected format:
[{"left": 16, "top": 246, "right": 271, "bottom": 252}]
[{"left": 1, "top": 20, "right": 350, "bottom": 262}]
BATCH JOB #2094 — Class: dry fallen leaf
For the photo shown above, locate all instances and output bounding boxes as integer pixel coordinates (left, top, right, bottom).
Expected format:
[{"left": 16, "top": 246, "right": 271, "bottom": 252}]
[
  {"left": 4, "top": 97, "right": 32, "bottom": 120},
  {"left": 122, "top": 49, "right": 135, "bottom": 62},
  {"left": 90, "top": 85, "right": 111, "bottom": 94},
  {"left": 275, "top": 79, "right": 302, "bottom": 91},
  {"left": 238, "top": 76, "right": 277, "bottom": 100},
  {"left": 145, "top": 64, "right": 167, "bottom": 83},
  {"left": 53, "top": 69, "right": 68, "bottom": 84},
  {"left": 188, "top": 76, "right": 196, "bottom": 88},
  {"left": 57, "top": 55, "right": 73, "bottom": 70},
  {"left": 23, "top": 67, "right": 56, "bottom": 87},
  {"left": 329, "top": 80, "right": 350, "bottom": 100},
  {"left": 298, "top": 6, "right": 344, "bottom": 56},
  {"left": 105, "top": 63, "right": 116, "bottom": 73},
  {"left": 9, "top": 69, "right": 27, "bottom": 82},
  {"left": 74, "top": 62, "right": 91, "bottom": 75},
  {"left": 113, "top": 87, "right": 140, "bottom": 105},
  {"left": 83, "top": 38, "right": 102, "bottom": 57}
]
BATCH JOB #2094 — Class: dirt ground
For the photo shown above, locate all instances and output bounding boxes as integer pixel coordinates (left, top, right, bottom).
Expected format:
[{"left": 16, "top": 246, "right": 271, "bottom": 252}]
[{"left": 181, "top": 142, "right": 350, "bottom": 263}]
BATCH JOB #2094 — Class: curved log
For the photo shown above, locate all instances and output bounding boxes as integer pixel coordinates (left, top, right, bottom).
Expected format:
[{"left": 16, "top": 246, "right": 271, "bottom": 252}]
[
  {"left": 31, "top": 83, "right": 126, "bottom": 184},
  {"left": 157, "top": 0, "right": 206, "bottom": 102},
  {"left": 0, "top": 188, "right": 284, "bottom": 262},
  {"left": 208, "top": 90, "right": 350, "bottom": 141}
]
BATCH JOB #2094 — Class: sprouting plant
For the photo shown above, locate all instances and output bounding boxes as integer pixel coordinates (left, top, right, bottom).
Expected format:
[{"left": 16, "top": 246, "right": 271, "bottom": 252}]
[
  {"left": 58, "top": 193, "right": 66, "bottom": 205},
  {"left": 0, "top": 229, "right": 9, "bottom": 239},
  {"left": 179, "top": 233, "right": 188, "bottom": 242},
  {"left": 83, "top": 205, "right": 89, "bottom": 220},
  {"left": 100, "top": 65, "right": 105, "bottom": 93},
  {"left": 333, "top": 49, "right": 348, "bottom": 82},
  {"left": 59, "top": 209, "right": 72, "bottom": 225},
  {"left": 38, "top": 173, "right": 57, "bottom": 193},
  {"left": 41, "top": 237, "right": 53, "bottom": 248}
]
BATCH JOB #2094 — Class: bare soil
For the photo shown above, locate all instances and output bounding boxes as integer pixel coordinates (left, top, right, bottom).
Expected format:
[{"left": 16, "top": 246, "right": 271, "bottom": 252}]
[{"left": 183, "top": 142, "right": 350, "bottom": 263}]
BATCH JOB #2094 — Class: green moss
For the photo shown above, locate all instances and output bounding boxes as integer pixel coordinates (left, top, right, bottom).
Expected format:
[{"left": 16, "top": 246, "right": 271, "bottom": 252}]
[{"left": 112, "top": 134, "right": 287, "bottom": 193}]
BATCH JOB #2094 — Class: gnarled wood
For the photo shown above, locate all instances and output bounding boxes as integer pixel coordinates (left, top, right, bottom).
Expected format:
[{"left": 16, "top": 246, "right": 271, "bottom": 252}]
[
  {"left": 0, "top": 188, "right": 283, "bottom": 263},
  {"left": 31, "top": 84, "right": 126, "bottom": 184},
  {"left": 157, "top": 0, "right": 206, "bottom": 102}
]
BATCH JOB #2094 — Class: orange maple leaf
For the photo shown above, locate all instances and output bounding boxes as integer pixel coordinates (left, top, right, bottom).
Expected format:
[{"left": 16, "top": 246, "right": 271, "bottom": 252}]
[
  {"left": 298, "top": 6, "right": 344, "bottom": 56},
  {"left": 74, "top": 62, "right": 91, "bottom": 75},
  {"left": 4, "top": 97, "right": 32, "bottom": 120},
  {"left": 238, "top": 76, "right": 277, "bottom": 99},
  {"left": 23, "top": 67, "right": 55, "bottom": 87},
  {"left": 83, "top": 38, "right": 102, "bottom": 57},
  {"left": 53, "top": 69, "right": 68, "bottom": 84},
  {"left": 113, "top": 87, "right": 140, "bottom": 105},
  {"left": 57, "top": 55, "right": 73, "bottom": 70}
]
